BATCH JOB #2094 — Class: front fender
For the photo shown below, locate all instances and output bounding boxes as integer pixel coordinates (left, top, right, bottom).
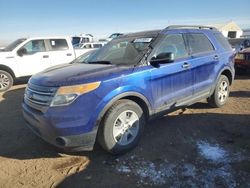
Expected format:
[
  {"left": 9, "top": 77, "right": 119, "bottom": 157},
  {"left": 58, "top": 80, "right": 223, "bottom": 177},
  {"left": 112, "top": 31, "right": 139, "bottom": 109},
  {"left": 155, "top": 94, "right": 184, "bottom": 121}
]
[{"left": 89, "top": 85, "right": 152, "bottom": 129}]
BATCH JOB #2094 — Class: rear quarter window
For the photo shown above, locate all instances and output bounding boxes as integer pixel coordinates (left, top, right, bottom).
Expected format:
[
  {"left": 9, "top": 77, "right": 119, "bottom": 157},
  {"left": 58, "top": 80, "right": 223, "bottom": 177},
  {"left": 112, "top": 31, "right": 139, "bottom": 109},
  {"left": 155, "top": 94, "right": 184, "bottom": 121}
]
[
  {"left": 49, "top": 39, "right": 69, "bottom": 51},
  {"left": 214, "top": 33, "right": 232, "bottom": 51},
  {"left": 186, "top": 33, "right": 214, "bottom": 54}
]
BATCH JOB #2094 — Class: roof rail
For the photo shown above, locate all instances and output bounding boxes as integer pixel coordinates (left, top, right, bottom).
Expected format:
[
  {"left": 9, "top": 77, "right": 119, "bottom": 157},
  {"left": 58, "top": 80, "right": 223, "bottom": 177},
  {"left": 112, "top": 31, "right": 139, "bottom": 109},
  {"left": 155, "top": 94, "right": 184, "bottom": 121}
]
[{"left": 165, "top": 25, "right": 218, "bottom": 31}]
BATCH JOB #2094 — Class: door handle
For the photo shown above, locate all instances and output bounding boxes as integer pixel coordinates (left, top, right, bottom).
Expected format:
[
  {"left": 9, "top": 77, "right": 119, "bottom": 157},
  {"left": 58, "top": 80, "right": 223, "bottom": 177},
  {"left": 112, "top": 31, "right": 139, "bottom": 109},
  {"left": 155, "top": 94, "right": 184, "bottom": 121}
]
[
  {"left": 182, "top": 62, "right": 190, "bottom": 69},
  {"left": 66, "top": 53, "right": 72, "bottom": 56},
  {"left": 43, "top": 55, "right": 49, "bottom": 58},
  {"left": 214, "top": 55, "right": 219, "bottom": 61}
]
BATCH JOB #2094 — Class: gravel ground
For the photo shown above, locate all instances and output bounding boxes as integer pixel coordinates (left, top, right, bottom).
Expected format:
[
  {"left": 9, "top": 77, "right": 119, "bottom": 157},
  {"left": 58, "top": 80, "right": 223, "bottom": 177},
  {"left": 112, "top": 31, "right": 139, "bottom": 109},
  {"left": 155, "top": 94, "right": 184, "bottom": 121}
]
[{"left": 0, "top": 75, "right": 249, "bottom": 188}]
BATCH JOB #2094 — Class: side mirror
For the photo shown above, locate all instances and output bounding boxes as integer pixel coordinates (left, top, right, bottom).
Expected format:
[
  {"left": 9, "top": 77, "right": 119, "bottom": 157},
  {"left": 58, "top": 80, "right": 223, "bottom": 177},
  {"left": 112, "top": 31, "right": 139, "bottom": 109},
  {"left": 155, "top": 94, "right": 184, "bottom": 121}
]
[
  {"left": 150, "top": 52, "right": 174, "bottom": 67},
  {"left": 17, "top": 48, "right": 27, "bottom": 56}
]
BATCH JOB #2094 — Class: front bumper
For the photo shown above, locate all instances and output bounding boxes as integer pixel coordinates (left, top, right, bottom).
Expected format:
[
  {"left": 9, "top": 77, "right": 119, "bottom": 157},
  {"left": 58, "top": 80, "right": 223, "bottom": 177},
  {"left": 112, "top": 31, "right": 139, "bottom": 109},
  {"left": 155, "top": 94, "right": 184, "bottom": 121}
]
[{"left": 22, "top": 102, "right": 97, "bottom": 151}]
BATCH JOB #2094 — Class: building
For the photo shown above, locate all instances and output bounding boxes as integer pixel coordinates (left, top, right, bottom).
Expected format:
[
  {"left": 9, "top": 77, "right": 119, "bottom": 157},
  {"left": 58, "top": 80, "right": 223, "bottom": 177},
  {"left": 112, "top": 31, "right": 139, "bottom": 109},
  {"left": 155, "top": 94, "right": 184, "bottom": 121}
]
[
  {"left": 242, "top": 29, "right": 250, "bottom": 38},
  {"left": 211, "top": 21, "right": 243, "bottom": 39}
]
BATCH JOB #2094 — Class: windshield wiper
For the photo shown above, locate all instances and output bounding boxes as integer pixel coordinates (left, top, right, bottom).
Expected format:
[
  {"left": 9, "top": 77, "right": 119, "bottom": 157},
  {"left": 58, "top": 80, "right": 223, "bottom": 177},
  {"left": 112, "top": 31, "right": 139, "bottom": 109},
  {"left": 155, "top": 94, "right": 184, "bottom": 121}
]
[{"left": 88, "top": 61, "right": 111, "bottom": 65}]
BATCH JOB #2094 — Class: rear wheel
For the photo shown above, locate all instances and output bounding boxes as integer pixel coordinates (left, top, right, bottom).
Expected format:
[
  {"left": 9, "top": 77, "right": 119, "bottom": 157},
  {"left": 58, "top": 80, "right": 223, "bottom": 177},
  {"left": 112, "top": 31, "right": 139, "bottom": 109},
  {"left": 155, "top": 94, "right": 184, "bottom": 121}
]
[
  {"left": 0, "top": 70, "right": 13, "bottom": 92},
  {"left": 207, "top": 75, "right": 230, "bottom": 108},
  {"left": 98, "top": 99, "right": 145, "bottom": 154}
]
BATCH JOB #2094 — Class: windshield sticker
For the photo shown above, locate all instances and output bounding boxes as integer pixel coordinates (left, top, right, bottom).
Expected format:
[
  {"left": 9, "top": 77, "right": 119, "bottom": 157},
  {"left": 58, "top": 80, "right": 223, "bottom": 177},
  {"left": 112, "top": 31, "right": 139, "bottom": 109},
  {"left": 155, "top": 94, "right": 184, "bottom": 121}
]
[{"left": 134, "top": 38, "right": 153, "bottom": 43}]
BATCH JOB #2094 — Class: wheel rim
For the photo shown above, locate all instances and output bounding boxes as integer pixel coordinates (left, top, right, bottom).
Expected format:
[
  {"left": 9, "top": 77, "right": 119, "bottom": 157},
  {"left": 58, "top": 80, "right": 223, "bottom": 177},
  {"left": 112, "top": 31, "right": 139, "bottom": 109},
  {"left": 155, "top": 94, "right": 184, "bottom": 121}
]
[
  {"left": 0, "top": 73, "right": 10, "bottom": 90},
  {"left": 218, "top": 81, "right": 228, "bottom": 103},
  {"left": 113, "top": 110, "right": 139, "bottom": 146}
]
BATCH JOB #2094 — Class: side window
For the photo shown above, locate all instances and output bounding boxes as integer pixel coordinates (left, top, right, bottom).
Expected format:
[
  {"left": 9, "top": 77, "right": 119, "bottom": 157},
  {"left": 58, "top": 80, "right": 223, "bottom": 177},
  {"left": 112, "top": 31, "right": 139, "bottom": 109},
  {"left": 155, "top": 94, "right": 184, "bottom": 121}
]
[
  {"left": 83, "top": 44, "right": 92, "bottom": 49},
  {"left": 186, "top": 33, "right": 214, "bottom": 54},
  {"left": 22, "top": 40, "right": 46, "bottom": 54},
  {"left": 81, "top": 38, "right": 90, "bottom": 43},
  {"left": 214, "top": 33, "right": 232, "bottom": 51},
  {"left": 93, "top": 44, "right": 102, "bottom": 48},
  {"left": 154, "top": 34, "right": 188, "bottom": 59},
  {"left": 49, "top": 39, "right": 69, "bottom": 51}
]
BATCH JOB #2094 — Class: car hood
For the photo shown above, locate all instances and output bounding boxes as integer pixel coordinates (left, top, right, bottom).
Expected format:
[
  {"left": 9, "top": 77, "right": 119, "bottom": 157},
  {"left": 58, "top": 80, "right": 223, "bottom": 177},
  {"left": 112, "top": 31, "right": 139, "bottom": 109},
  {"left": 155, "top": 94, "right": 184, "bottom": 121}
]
[{"left": 30, "top": 63, "right": 132, "bottom": 87}]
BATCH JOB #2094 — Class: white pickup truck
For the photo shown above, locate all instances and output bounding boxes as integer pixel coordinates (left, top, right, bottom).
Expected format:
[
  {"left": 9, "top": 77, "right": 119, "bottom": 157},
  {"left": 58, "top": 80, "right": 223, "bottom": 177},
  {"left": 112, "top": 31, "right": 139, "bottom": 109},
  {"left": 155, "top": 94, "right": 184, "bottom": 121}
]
[{"left": 0, "top": 36, "right": 94, "bottom": 92}]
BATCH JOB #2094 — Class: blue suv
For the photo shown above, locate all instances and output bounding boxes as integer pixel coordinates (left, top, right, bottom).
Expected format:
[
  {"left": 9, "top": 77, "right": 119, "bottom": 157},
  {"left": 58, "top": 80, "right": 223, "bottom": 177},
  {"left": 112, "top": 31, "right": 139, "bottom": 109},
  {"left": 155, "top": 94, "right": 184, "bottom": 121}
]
[{"left": 22, "top": 26, "right": 235, "bottom": 154}]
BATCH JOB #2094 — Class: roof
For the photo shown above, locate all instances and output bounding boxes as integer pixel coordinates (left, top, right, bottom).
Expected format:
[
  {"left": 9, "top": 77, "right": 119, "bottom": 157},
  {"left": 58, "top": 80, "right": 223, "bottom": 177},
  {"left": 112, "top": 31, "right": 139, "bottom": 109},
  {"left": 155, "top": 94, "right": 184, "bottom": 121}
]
[
  {"left": 26, "top": 36, "right": 72, "bottom": 40},
  {"left": 166, "top": 25, "right": 217, "bottom": 30},
  {"left": 119, "top": 26, "right": 219, "bottom": 39},
  {"left": 119, "top": 30, "right": 161, "bottom": 38}
]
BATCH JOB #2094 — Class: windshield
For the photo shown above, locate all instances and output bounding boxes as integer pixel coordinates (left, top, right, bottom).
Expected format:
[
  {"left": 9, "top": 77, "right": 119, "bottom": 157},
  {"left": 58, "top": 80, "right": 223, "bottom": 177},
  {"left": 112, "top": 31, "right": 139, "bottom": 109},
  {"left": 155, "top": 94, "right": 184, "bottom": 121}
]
[
  {"left": 3, "top": 38, "right": 26, "bottom": 52},
  {"left": 72, "top": 50, "right": 97, "bottom": 64},
  {"left": 86, "top": 37, "right": 153, "bottom": 65}
]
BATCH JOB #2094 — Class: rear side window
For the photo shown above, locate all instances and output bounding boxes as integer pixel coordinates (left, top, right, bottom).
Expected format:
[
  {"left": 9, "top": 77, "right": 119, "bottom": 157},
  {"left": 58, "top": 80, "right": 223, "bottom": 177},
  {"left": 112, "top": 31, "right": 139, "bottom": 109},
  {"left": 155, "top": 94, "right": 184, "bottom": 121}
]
[
  {"left": 214, "top": 33, "right": 232, "bottom": 51},
  {"left": 186, "top": 33, "right": 214, "bottom": 54},
  {"left": 49, "top": 39, "right": 69, "bottom": 50}
]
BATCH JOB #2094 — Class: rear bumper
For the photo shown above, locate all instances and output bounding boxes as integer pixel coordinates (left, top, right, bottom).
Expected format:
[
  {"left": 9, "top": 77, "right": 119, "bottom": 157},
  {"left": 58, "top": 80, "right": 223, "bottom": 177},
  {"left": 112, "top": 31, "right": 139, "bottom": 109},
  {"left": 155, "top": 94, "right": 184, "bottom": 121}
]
[{"left": 22, "top": 102, "right": 97, "bottom": 151}]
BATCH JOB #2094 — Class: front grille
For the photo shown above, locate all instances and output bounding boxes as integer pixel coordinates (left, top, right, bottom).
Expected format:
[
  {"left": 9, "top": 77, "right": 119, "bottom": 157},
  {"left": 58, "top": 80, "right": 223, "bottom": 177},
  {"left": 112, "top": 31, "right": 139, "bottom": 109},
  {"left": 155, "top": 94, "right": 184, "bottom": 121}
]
[
  {"left": 24, "top": 83, "right": 57, "bottom": 106},
  {"left": 245, "top": 54, "right": 250, "bottom": 62}
]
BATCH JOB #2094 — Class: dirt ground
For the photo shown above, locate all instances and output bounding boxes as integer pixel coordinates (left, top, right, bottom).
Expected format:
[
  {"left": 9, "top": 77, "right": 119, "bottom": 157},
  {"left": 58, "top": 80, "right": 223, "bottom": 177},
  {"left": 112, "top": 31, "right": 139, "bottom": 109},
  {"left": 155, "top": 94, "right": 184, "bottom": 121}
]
[{"left": 0, "top": 74, "right": 249, "bottom": 188}]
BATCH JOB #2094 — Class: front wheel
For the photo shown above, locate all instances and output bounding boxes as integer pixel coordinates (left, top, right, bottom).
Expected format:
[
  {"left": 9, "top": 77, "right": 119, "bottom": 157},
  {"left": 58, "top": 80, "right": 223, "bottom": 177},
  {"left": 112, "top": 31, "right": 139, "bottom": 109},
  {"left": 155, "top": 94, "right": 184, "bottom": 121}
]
[
  {"left": 0, "top": 70, "right": 13, "bottom": 92},
  {"left": 207, "top": 75, "right": 230, "bottom": 108},
  {"left": 98, "top": 99, "right": 145, "bottom": 154}
]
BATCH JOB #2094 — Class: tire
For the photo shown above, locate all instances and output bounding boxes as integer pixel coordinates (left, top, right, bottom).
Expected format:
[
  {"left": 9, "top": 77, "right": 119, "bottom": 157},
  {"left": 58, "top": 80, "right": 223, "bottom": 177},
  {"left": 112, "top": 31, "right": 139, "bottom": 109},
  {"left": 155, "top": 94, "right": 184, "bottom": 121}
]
[
  {"left": 98, "top": 99, "right": 145, "bottom": 154},
  {"left": 207, "top": 75, "right": 230, "bottom": 108},
  {"left": 0, "top": 70, "right": 13, "bottom": 92}
]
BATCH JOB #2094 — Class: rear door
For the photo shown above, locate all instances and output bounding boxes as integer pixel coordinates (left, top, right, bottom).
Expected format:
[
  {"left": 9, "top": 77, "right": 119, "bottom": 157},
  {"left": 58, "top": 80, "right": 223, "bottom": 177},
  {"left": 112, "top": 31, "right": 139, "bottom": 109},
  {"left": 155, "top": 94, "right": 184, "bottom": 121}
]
[
  {"left": 184, "top": 32, "right": 218, "bottom": 98},
  {"left": 46, "top": 38, "right": 75, "bottom": 66},
  {"left": 149, "top": 32, "right": 193, "bottom": 111}
]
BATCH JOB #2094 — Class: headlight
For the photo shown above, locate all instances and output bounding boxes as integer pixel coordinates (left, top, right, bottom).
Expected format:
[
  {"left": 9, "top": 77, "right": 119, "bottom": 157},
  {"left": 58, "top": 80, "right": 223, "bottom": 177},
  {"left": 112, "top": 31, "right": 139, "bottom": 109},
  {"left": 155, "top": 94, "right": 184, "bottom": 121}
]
[
  {"left": 235, "top": 53, "right": 244, "bottom": 60},
  {"left": 50, "top": 81, "right": 101, "bottom": 107}
]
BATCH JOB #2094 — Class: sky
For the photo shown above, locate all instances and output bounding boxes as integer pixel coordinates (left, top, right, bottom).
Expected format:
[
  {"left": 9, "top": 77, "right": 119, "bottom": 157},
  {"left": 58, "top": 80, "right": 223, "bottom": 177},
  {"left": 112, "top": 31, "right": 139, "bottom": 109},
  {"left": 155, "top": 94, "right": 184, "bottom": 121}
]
[{"left": 0, "top": 0, "right": 250, "bottom": 44}]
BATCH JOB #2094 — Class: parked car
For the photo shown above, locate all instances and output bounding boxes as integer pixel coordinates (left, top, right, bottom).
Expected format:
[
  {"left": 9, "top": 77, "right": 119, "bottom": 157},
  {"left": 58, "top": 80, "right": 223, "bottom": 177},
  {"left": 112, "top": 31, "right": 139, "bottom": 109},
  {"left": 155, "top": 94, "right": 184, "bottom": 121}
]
[
  {"left": 234, "top": 48, "right": 250, "bottom": 72},
  {"left": 228, "top": 38, "right": 250, "bottom": 73},
  {"left": 0, "top": 36, "right": 94, "bottom": 92},
  {"left": 109, "top": 33, "right": 123, "bottom": 38},
  {"left": 22, "top": 26, "right": 235, "bottom": 154},
  {"left": 74, "top": 42, "right": 107, "bottom": 49},
  {"left": 71, "top": 34, "right": 94, "bottom": 46},
  {"left": 228, "top": 38, "right": 250, "bottom": 52},
  {"left": 104, "top": 33, "right": 123, "bottom": 42}
]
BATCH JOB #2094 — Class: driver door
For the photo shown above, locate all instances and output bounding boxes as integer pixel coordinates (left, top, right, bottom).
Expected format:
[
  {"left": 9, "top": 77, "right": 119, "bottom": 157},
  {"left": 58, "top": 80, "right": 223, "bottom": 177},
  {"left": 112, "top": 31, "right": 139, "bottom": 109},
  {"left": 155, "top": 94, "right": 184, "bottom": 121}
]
[
  {"left": 16, "top": 39, "right": 51, "bottom": 77},
  {"left": 149, "top": 32, "right": 193, "bottom": 111}
]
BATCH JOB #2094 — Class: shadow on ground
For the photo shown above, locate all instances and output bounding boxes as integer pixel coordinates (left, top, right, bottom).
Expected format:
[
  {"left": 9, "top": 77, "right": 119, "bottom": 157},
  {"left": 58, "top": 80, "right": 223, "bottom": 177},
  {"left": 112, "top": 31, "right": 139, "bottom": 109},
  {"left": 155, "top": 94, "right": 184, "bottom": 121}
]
[
  {"left": 230, "top": 90, "right": 250, "bottom": 98},
  {"left": 57, "top": 112, "right": 250, "bottom": 188},
  {"left": 0, "top": 86, "right": 62, "bottom": 159}
]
